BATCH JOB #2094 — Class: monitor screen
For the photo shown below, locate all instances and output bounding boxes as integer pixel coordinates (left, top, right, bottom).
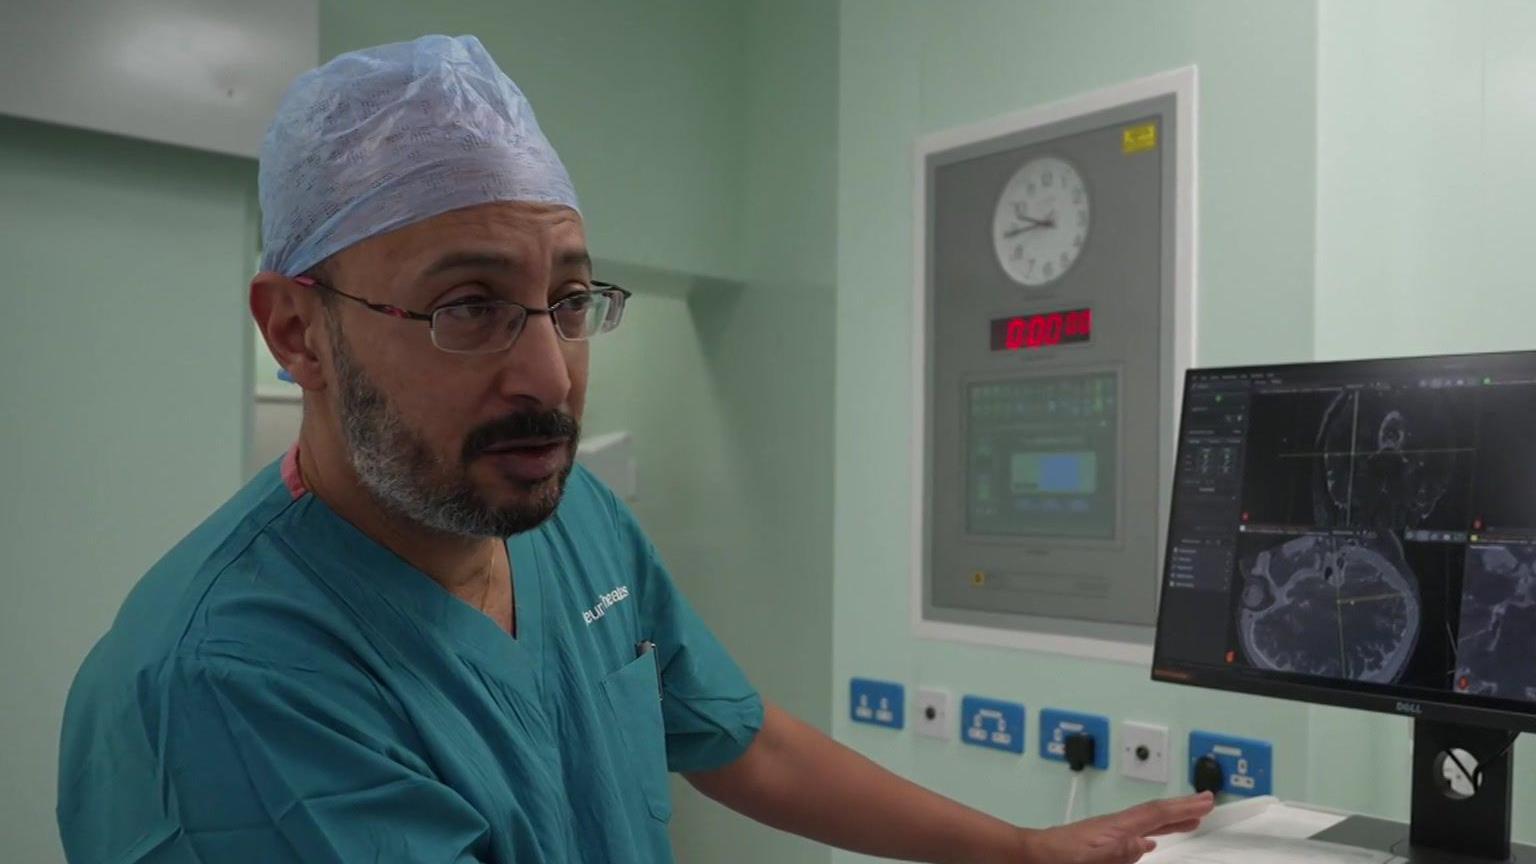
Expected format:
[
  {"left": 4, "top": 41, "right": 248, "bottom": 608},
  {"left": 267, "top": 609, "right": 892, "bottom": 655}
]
[{"left": 1153, "top": 351, "right": 1536, "bottom": 733}]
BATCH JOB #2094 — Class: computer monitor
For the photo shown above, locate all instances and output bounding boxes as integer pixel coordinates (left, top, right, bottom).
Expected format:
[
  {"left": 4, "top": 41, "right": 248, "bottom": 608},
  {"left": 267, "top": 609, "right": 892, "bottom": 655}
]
[{"left": 1154, "top": 351, "right": 1536, "bottom": 862}]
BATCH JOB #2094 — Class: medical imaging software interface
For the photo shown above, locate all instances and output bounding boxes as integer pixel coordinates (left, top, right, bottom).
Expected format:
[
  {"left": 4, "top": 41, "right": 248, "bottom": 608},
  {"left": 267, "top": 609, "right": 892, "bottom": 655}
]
[{"left": 1157, "top": 363, "right": 1536, "bottom": 709}]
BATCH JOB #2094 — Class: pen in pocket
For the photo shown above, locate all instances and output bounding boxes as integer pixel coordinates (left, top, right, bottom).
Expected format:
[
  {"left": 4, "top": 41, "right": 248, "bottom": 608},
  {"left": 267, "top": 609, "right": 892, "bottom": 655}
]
[{"left": 635, "top": 640, "right": 662, "bottom": 700}]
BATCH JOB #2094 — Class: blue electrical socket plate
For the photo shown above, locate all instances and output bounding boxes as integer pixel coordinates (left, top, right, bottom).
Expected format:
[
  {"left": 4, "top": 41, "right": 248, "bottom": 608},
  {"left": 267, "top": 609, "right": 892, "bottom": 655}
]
[
  {"left": 1189, "top": 730, "right": 1272, "bottom": 797},
  {"left": 959, "top": 695, "right": 1026, "bottom": 754},
  {"left": 1039, "top": 708, "right": 1111, "bottom": 770},
  {"left": 849, "top": 678, "right": 904, "bottom": 729}
]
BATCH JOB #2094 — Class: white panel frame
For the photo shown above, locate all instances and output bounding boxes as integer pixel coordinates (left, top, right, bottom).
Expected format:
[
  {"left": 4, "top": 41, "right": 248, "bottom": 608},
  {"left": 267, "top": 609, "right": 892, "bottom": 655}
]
[{"left": 909, "top": 67, "right": 1200, "bottom": 666}]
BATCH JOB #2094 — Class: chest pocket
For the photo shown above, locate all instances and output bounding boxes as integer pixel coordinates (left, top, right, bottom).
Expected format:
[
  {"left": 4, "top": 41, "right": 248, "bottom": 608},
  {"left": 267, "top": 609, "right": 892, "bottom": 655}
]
[{"left": 600, "top": 652, "right": 672, "bottom": 822}]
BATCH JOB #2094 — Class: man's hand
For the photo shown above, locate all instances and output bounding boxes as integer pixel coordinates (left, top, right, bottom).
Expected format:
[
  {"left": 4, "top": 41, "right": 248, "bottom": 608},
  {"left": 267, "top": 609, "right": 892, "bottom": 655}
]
[
  {"left": 688, "top": 701, "right": 1215, "bottom": 864},
  {"left": 1012, "top": 793, "right": 1214, "bottom": 864}
]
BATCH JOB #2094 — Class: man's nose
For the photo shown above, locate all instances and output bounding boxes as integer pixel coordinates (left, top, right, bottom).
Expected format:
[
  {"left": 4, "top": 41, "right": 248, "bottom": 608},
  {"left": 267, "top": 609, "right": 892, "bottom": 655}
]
[{"left": 496, "top": 311, "right": 574, "bottom": 408}]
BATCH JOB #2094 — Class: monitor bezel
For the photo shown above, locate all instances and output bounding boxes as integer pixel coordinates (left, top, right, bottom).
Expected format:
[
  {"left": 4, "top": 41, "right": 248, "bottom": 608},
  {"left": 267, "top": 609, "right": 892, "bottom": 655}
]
[{"left": 1152, "top": 348, "right": 1536, "bottom": 735}]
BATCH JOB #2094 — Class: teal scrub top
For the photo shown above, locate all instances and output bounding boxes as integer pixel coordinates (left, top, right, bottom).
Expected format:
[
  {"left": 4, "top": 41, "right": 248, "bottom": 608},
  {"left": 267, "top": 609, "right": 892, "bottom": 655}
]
[{"left": 57, "top": 450, "right": 763, "bottom": 863}]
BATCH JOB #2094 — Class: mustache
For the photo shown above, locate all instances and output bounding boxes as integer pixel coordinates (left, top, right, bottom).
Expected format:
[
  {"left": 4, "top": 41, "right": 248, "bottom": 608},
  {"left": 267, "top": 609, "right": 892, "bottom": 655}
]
[{"left": 462, "top": 409, "right": 581, "bottom": 461}]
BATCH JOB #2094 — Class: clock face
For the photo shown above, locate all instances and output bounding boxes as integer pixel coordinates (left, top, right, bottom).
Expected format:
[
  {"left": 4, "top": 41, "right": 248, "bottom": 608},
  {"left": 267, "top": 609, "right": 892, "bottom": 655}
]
[{"left": 992, "top": 156, "right": 1090, "bottom": 287}]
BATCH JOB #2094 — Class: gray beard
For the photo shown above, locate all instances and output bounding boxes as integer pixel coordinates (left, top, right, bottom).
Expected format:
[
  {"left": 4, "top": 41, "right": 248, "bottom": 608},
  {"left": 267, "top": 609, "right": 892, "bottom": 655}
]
[{"left": 327, "top": 314, "right": 572, "bottom": 538}]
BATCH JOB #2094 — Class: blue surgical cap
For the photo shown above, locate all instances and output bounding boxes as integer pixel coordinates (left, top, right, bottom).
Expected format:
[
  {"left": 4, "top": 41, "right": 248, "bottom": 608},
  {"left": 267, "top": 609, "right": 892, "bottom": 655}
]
[{"left": 258, "top": 34, "right": 580, "bottom": 277}]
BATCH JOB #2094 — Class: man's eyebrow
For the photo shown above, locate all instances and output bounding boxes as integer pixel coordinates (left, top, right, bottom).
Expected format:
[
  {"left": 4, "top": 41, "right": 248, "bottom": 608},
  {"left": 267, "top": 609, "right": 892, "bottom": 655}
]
[{"left": 557, "top": 249, "right": 593, "bottom": 272}]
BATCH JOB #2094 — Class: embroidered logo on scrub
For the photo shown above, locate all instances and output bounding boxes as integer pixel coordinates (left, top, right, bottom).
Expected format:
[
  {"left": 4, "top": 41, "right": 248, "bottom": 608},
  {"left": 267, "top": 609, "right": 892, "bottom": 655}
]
[{"left": 582, "top": 585, "right": 631, "bottom": 625}]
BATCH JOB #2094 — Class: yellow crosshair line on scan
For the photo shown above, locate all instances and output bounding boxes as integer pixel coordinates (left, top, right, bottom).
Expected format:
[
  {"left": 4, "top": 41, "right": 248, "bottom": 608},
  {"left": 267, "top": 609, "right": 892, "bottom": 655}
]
[{"left": 1334, "top": 588, "right": 1409, "bottom": 676}]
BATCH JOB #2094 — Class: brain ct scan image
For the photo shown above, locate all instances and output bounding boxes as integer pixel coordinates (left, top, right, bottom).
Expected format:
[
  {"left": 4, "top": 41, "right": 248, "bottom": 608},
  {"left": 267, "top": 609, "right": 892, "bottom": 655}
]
[{"left": 1238, "top": 535, "right": 1420, "bottom": 683}]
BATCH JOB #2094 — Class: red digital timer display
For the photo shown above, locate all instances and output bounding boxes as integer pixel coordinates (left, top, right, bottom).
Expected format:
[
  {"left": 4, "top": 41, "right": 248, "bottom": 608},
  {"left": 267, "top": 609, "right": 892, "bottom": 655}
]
[{"left": 990, "top": 308, "right": 1093, "bottom": 352}]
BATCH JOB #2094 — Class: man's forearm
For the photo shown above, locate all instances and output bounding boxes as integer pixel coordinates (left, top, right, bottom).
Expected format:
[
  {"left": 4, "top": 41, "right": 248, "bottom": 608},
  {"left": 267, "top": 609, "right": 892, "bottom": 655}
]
[{"left": 686, "top": 701, "right": 1026, "bottom": 864}]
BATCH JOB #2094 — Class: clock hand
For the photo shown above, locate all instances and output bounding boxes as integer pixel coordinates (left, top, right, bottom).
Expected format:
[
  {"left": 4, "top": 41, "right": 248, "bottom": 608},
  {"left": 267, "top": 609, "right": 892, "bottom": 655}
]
[{"left": 1003, "top": 223, "right": 1047, "bottom": 239}]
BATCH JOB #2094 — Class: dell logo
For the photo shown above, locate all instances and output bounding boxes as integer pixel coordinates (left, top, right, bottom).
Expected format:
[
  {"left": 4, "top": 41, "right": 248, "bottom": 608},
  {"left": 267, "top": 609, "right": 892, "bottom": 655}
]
[{"left": 1395, "top": 701, "right": 1423, "bottom": 716}]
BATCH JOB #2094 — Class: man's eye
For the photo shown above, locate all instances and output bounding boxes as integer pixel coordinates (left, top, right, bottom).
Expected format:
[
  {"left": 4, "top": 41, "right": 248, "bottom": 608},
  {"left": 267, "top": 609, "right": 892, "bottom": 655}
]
[{"left": 437, "top": 301, "right": 495, "bottom": 321}]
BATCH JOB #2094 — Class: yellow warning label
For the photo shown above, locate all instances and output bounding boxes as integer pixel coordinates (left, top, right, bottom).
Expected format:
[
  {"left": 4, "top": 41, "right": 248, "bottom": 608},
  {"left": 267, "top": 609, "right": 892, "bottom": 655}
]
[
  {"left": 971, "top": 571, "right": 987, "bottom": 587},
  {"left": 1123, "top": 122, "right": 1158, "bottom": 154}
]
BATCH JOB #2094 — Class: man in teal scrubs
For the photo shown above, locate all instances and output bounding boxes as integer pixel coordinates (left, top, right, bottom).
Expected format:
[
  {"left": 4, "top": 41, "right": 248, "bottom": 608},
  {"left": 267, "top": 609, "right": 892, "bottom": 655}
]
[{"left": 58, "top": 35, "right": 1210, "bottom": 863}]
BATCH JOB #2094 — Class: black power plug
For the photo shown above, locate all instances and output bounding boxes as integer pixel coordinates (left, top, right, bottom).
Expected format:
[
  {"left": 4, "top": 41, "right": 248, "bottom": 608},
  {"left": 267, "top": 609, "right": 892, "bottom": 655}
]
[
  {"left": 1193, "top": 754, "right": 1224, "bottom": 794},
  {"left": 1064, "top": 731, "right": 1097, "bottom": 772}
]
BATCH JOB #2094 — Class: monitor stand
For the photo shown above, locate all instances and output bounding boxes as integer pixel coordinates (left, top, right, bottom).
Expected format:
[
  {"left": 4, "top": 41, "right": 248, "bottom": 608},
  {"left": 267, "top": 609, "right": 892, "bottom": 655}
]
[{"left": 1312, "top": 721, "right": 1528, "bottom": 863}]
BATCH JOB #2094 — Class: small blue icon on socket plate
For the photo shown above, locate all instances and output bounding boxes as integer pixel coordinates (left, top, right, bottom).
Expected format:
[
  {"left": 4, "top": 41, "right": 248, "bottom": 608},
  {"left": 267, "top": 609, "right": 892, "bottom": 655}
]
[
  {"left": 849, "top": 678, "right": 904, "bottom": 729},
  {"left": 960, "top": 695, "right": 1025, "bottom": 753},
  {"left": 1039, "top": 709, "right": 1110, "bottom": 769}
]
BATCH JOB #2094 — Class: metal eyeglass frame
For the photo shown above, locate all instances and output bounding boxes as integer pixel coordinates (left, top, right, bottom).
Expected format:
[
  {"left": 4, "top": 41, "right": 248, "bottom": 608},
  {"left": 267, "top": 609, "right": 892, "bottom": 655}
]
[{"left": 292, "top": 275, "right": 631, "bottom": 354}]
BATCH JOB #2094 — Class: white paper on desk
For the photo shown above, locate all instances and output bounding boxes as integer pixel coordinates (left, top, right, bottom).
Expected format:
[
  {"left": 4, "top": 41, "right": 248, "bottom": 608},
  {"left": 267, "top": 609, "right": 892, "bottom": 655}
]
[
  {"left": 1141, "top": 833, "right": 1405, "bottom": 864},
  {"left": 1141, "top": 798, "right": 1407, "bottom": 864},
  {"left": 1152, "top": 796, "right": 1340, "bottom": 846},
  {"left": 1222, "top": 800, "right": 1349, "bottom": 840}
]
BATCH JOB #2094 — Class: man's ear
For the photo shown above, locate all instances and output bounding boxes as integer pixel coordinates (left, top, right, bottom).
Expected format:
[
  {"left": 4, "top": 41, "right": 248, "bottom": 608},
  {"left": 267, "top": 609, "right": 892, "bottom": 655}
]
[{"left": 250, "top": 273, "right": 327, "bottom": 392}]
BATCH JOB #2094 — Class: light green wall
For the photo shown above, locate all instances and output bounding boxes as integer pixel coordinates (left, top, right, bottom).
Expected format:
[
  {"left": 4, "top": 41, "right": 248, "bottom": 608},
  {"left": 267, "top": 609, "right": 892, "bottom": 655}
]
[
  {"left": 322, "top": 3, "right": 837, "bottom": 861},
  {"left": 1315, "top": 0, "right": 1536, "bottom": 359},
  {"left": 834, "top": 2, "right": 1533, "bottom": 858},
  {"left": 1312, "top": 0, "right": 1536, "bottom": 821},
  {"left": 0, "top": 117, "right": 256, "bottom": 864}
]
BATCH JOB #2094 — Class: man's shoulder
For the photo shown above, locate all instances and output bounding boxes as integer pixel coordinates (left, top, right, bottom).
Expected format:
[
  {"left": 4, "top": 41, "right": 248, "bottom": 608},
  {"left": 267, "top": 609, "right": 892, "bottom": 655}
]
[
  {"left": 107, "top": 465, "right": 321, "bottom": 656},
  {"left": 64, "top": 465, "right": 364, "bottom": 732},
  {"left": 58, "top": 464, "right": 392, "bottom": 847}
]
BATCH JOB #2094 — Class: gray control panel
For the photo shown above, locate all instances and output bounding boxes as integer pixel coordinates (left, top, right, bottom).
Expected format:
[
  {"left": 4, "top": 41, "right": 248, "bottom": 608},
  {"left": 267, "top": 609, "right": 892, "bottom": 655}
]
[{"left": 918, "top": 80, "right": 1189, "bottom": 645}]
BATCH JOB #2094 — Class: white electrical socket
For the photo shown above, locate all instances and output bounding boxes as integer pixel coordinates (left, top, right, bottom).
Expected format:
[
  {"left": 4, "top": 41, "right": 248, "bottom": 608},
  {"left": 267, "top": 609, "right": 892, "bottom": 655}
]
[
  {"left": 1120, "top": 721, "right": 1171, "bottom": 783},
  {"left": 914, "top": 688, "right": 952, "bottom": 740}
]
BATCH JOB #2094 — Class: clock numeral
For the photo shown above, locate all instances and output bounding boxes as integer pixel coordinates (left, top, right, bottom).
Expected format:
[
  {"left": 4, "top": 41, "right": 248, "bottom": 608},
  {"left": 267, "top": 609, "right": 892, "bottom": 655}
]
[
  {"left": 1077, "top": 209, "right": 1088, "bottom": 226},
  {"left": 1026, "top": 182, "right": 1036, "bottom": 196},
  {"left": 1012, "top": 202, "right": 1030, "bottom": 221},
  {"left": 1044, "top": 262, "right": 1055, "bottom": 278},
  {"left": 1043, "top": 172, "right": 1054, "bottom": 187},
  {"left": 1060, "top": 252, "right": 1071, "bottom": 267},
  {"left": 1072, "top": 188, "right": 1084, "bottom": 204},
  {"left": 1074, "top": 234, "right": 1085, "bottom": 249},
  {"left": 1026, "top": 258, "right": 1037, "bottom": 273},
  {"left": 1011, "top": 243, "right": 1024, "bottom": 261}
]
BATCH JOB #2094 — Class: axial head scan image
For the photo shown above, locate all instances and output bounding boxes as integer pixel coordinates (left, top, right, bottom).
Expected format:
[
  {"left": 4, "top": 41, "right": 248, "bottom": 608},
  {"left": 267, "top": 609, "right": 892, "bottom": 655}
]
[{"left": 1239, "top": 534, "right": 1420, "bottom": 683}]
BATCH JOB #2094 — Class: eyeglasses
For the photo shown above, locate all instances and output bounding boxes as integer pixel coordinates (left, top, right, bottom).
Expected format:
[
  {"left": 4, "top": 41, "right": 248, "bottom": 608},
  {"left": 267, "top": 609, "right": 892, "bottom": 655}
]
[{"left": 293, "top": 276, "right": 631, "bottom": 355}]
